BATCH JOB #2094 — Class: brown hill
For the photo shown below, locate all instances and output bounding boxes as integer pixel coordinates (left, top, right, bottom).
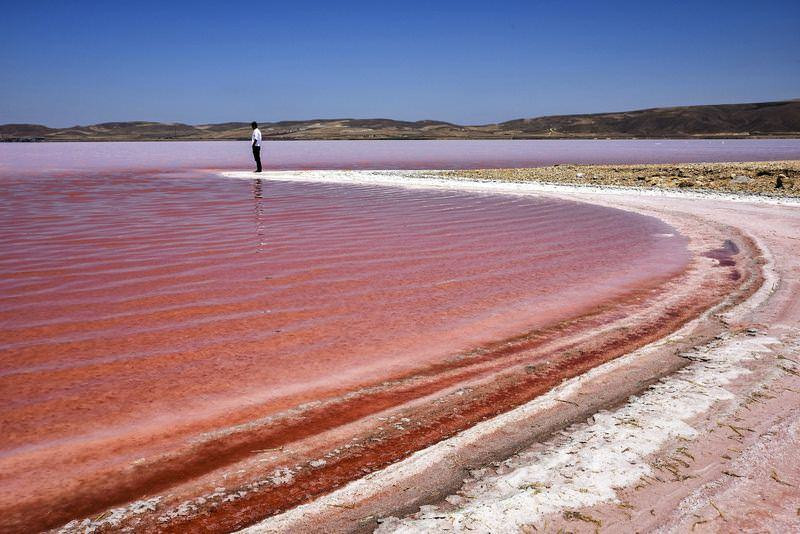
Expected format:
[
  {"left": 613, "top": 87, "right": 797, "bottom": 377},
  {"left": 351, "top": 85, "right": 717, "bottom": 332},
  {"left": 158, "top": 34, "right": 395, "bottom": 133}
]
[
  {"left": 1, "top": 100, "right": 798, "bottom": 141},
  {"left": 498, "top": 100, "right": 800, "bottom": 137}
]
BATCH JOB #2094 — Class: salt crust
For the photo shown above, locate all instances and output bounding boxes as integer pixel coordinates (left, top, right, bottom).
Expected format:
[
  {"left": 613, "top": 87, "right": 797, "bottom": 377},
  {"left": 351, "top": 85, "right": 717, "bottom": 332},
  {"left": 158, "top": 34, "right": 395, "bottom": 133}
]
[
  {"left": 220, "top": 169, "right": 800, "bottom": 208},
  {"left": 374, "top": 334, "right": 778, "bottom": 533},
  {"left": 231, "top": 169, "right": 780, "bottom": 534}
]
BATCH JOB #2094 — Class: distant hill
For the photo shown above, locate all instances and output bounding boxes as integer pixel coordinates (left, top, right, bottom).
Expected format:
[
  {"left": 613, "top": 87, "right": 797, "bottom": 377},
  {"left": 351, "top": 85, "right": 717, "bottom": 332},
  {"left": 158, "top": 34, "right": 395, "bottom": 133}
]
[{"left": 2, "top": 100, "right": 799, "bottom": 141}]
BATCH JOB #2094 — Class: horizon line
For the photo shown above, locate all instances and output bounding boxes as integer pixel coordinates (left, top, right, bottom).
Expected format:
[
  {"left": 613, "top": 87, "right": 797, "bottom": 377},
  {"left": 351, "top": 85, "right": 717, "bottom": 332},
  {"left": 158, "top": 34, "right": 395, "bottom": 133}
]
[{"left": 4, "top": 97, "right": 798, "bottom": 130}]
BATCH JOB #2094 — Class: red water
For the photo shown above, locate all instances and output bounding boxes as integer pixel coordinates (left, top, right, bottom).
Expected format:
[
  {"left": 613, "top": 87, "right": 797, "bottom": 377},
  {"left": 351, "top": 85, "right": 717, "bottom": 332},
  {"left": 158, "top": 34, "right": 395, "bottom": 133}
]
[{"left": 0, "top": 167, "right": 690, "bottom": 529}]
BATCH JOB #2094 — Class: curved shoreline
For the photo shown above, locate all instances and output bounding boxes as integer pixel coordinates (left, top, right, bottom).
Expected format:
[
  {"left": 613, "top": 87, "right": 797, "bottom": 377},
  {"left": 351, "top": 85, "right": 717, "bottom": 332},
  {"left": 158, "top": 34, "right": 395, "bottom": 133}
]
[
  {"left": 230, "top": 172, "right": 800, "bottom": 534},
  {"left": 224, "top": 173, "right": 767, "bottom": 534},
  {"left": 43, "top": 170, "right": 762, "bottom": 534}
]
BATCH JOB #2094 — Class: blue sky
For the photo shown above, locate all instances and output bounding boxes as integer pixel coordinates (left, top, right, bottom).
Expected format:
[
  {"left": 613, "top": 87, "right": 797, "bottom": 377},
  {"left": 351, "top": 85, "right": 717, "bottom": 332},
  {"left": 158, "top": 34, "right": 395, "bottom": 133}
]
[{"left": 1, "top": 0, "right": 798, "bottom": 126}]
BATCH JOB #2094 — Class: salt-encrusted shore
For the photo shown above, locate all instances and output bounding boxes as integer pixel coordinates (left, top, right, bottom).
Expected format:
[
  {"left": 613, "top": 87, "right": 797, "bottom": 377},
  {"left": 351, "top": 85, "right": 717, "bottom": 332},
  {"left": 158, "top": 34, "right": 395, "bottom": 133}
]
[{"left": 228, "top": 167, "right": 800, "bottom": 534}]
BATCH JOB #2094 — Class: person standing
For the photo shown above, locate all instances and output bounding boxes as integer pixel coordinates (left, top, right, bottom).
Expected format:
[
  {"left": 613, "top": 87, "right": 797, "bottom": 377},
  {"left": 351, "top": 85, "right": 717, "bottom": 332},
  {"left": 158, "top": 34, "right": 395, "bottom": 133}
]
[{"left": 251, "top": 121, "right": 262, "bottom": 172}]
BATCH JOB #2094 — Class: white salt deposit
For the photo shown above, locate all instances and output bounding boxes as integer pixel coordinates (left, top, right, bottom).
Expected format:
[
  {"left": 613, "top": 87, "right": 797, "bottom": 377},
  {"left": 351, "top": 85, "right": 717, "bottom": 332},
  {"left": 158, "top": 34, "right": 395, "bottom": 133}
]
[
  {"left": 220, "top": 170, "right": 800, "bottom": 208},
  {"left": 376, "top": 335, "right": 778, "bottom": 533}
]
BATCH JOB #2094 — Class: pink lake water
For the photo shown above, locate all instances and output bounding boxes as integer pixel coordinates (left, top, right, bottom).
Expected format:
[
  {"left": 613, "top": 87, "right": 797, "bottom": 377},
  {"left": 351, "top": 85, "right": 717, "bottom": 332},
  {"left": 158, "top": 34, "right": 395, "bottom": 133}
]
[
  {"left": 1, "top": 138, "right": 799, "bottom": 175},
  {"left": 0, "top": 142, "right": 702, "bottom": 530}
]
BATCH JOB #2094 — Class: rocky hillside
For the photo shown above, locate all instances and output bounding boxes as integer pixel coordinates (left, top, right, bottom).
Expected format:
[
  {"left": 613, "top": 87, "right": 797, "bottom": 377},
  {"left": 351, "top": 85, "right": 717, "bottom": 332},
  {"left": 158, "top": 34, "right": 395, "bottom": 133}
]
[{"left": 2, "top": 100, "right": 799, "bottom": 141}]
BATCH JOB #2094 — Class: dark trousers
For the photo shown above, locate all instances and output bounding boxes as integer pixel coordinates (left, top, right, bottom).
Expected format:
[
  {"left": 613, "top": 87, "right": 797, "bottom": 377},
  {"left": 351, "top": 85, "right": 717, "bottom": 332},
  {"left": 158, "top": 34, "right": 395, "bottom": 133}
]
[{"left": 252, "top": 145, "right": 262, "bottom": 172}]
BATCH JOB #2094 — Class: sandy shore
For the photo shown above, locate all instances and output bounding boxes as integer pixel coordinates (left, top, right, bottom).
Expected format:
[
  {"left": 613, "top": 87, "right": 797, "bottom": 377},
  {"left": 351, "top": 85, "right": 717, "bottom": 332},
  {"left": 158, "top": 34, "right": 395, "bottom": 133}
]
[
  {"left": 50, "top": 165, "right": 800, "bottom": 533},
  {"left": 227, "top": 167, "right": 800, "bottom": 534}
]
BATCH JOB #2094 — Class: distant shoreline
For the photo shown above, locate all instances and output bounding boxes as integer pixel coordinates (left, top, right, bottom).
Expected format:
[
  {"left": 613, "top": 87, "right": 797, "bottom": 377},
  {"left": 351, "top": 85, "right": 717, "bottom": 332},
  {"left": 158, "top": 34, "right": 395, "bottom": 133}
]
[
  {"left": 2, "top": 98, "right": 798, "bottom": 142},
  {"left": 4, "top": 135, "right": 800, "bottom": 143}
]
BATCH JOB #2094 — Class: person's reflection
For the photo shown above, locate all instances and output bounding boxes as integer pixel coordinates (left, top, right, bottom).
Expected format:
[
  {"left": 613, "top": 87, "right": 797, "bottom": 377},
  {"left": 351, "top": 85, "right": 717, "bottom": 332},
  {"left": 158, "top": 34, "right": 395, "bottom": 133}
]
[{"left": 253, "top": 178, "right": 266, "bottom": 251}]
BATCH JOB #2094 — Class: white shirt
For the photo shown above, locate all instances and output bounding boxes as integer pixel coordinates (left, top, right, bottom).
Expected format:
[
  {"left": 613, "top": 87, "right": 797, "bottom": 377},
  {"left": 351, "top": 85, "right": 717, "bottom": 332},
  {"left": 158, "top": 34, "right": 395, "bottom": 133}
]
[{"left": 251, "top": 128, "right": 262, "bottom": 147}]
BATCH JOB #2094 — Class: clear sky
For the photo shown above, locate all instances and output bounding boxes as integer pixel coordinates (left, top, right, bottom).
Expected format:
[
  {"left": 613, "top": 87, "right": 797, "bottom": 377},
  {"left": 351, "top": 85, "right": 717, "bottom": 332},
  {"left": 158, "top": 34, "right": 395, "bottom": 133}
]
[{"left": 1, "top": 0, "right": 798, "bottom": 126}]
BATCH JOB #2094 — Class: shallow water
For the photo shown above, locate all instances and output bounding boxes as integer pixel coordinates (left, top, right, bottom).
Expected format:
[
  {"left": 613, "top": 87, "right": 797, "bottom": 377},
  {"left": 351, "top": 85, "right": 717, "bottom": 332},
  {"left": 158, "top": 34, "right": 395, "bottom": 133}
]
[
  {"left": 0, "top": 153, "right": 695, "bottom": 528},
  {"left": 0, "top": 169, "right": 688, "bottom": 447}
]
